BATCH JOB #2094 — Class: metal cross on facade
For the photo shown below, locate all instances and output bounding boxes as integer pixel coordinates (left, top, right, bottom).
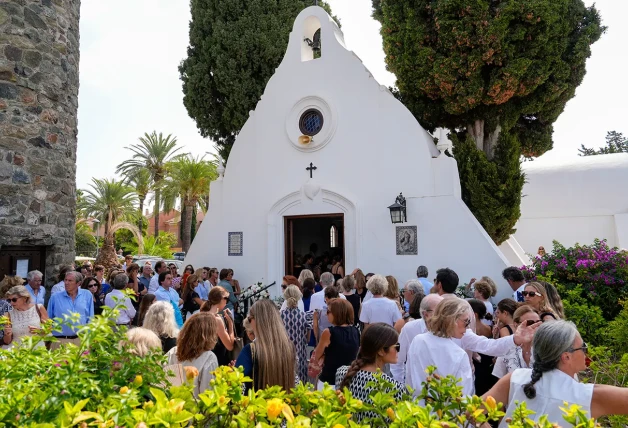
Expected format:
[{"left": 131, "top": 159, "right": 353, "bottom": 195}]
[{"left": 306, "top": 162, "right": 317, "bottom": 178}]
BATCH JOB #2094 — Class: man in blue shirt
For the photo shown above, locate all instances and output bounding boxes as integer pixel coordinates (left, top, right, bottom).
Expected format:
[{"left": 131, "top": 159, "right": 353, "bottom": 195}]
[
  {"left": 416, "top": 265, "right": 434, "bottom": 295},
  {"left": 25, "top": 270, "right": 46, "bottom": 307},
  {"left": 218, "top": 269, "right": 237, "bottom": 312},
  {"left": 154, "top": 271, "right": 184, "bottom": 327},
  {"left": 47, "top": 271, "right": 94, "bottom": 349}
]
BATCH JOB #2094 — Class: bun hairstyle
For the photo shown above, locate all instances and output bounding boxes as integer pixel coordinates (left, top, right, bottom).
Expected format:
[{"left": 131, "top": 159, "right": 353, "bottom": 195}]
[
  {"left": 338, "top": 323, "right": 398, "bottom": 390},
  {"left": 283, "top": 285, "right": 302, "bottom": 309},
  {"left": 523, "top": 320, "right": 578, "bottom": 399}
]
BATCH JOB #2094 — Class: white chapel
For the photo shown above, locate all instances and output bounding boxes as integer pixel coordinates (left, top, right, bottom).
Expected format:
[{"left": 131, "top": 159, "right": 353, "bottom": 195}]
[{"left": 185, "top": 6, "right": 513, "bottom": 298}]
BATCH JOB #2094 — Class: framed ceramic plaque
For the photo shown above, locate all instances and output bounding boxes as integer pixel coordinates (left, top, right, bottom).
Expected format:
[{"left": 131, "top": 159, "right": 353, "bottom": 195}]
[
  {"left": 396, "top": 226, "right": 417, "bottom": 255},
  {"left": 228, "top": 232, "right": 243, "bottom": 256}
]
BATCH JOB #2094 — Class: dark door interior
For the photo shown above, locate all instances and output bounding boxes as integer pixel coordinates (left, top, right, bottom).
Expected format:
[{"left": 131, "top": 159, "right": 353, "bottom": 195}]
[{"left": 0, "top": 245, "right": 47, "bottom": 282}]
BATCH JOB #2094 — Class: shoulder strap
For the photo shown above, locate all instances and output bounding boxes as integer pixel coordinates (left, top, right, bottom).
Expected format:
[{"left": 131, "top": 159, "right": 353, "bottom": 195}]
[{"left": 506, "top": 324, "right": 513, "bottom": 335}]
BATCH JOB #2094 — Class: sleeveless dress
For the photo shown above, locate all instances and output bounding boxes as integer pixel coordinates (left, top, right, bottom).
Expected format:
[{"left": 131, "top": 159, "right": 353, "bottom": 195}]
[
  {"left": 7, "top": 305, "right": 44, "bottom": 349},
  {"left": 319, "top": 325, "right": 360, "bottom": 385},
  {"left": 281, "top": 307, "right": 313, "bottom": 382},
  {"left": 501, "top": 368, "right": 594, "bottom": 427}
]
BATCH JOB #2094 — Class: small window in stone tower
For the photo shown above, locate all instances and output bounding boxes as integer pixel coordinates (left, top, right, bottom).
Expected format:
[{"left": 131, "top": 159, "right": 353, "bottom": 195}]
[
  {"left": 299, "top": 108, "right": 324, "bottom": 136},
  {"left": 330, "top": 225, "right": 338, "bottom": 248}
]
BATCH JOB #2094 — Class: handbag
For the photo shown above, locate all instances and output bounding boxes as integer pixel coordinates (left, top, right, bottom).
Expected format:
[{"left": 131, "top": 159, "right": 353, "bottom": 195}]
[
  {"left": 307, "top": 353, "right": 324, "bottom": 379},
  {"left": 230, "top": 336, "right": 244, "bottom": 361}
]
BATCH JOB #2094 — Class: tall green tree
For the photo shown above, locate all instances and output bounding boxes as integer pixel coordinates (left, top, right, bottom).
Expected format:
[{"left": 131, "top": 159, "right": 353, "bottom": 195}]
[
  {"left": 116, "top": 132, "right": 181, "bottom": 238},
  {"left": 78, "top": 178, "right": 142, "bottom": 269},
  {"left": 162, "top": 155, "right": 217, "bottom": 252},
  {"left": 179, "top": 0, "right": 336, "bottom": 161},
  {"left": 579, "top": 131, "right": 628, "bottom": 156},
  {"left": 122, "top": 168, "right": 152, "bottom": 235},
  {"left": 374, "top": 0, "right": 605, "bottom": 244}
]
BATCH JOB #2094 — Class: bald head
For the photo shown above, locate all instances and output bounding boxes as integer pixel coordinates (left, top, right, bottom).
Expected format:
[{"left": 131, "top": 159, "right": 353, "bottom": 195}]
[{"left": 420, "top": 293, "right": 444, "bottom": 320}]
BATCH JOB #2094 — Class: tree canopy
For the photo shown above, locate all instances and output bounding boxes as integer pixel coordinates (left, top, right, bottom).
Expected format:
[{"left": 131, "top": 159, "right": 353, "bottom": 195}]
[
  {"left": 579, "top": 131, "right": 628, "bottom": 156},
  {"left": 179, "top": 0, "right": 336, "bottom": 161},
  {"left": 374, "top": 0, "right": 605, "bottom": 243}
]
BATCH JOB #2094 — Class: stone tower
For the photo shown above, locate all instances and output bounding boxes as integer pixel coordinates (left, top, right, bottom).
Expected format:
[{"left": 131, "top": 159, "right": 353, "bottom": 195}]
[{"left": 0, "top": 0, "right": 80, "bottom": 286}]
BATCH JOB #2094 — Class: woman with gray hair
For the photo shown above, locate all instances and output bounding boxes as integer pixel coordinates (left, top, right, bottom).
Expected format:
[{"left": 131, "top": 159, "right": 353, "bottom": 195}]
[
  {"left": 359, "top": 275, "right": 401, "bottom": 329},
  {"left": 143, "top": 301, "right": 180, "bottom": 353},
  {"left": 405, "top": 298, "right": 474, "bottom": 397},
  {"left": 484, "top": 320, "right": 628, "bottom": 425},
  {"left": 281, "top": 285, "right": 312, "bottom": 382},
  {"left": 2, "top": 285, "right": 49, "bottom": 349}
]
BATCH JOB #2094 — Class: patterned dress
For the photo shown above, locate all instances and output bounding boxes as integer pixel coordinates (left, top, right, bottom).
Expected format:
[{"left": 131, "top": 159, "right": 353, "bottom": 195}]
[{"left": 281, "top": 307, "right": 313, "bottom": 382}]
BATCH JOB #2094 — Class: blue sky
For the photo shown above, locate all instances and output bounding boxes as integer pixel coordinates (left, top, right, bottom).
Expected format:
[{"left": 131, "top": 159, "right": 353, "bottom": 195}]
[{"left": 76, "top": 0, "right": 627, "bottom": 192}]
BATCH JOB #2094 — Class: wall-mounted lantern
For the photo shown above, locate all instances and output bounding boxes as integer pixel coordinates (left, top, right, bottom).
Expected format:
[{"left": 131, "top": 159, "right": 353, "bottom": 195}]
[{"left": 387, "top": 193, "right": 407, "bottom": 224}]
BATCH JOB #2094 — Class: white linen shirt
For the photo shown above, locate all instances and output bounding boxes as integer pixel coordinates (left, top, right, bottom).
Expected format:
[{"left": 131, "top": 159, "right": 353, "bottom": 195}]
[
  {"left": 148, "top": 274, "right": 160, "bottom": 294},
  {"left": 391, "top": 318, "right": 427, "bottom": 383},
  {"left": 406, "top": 332, "right": 474, "bottom": 398},
  {"left": 359, "top": 296, "right": 402, "bottom": 327},
  {"left": 50, "top": 280, "right": 65, "bottom": 296},
  {"left": 309, "top": 288, "right": 346, "bottom": 312},
  {"left": 104, "top": 289, "right": 136, "bottom": 325}
]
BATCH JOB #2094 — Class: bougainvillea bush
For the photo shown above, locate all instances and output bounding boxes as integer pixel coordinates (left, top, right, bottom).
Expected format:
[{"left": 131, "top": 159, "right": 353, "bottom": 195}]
[{"left": 524, "top": 239, "right": 628, "bottom": 319}]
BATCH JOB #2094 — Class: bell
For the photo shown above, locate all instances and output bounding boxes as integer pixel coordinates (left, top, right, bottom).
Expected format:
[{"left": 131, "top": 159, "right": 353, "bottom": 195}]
[{"left": 298, "top": 135, "right": 312, "bottom": 145}]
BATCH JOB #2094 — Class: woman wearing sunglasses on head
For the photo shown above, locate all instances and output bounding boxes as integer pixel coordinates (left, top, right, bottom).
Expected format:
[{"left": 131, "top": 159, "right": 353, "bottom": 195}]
[
  {"left": 336, "top": 323, "right": 408, "bottom": 422},
  {"left": 200, "top": 286, "right": 235, "bottom": 366},
  {"left": 522, "top": 282, "right": 558, "bottom": 322},
  {"left": 484, "top": 320, "right": 628, "bottom": 426},
  {"left": 406, "top": 298, "right": 475, "bottom": 398}
]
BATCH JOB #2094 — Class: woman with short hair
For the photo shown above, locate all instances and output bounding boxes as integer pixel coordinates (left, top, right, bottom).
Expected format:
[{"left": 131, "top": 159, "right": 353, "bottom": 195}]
[
  {"left": 2, "top": 285, "right": 48, "bottom": 349},
  {"left": 523, "top": 282, "right": 558, "bottom": 321},
  {"left": 484, "top": 320, "right": 628, "bottom": 425},
  {"left": 143, "top": 301, "right": 180, "bottom": 353},
  {"left": 473, "top": 277, "right": 497, "bottom": 325},
  {"left": 312, "top": 298, "right": 360, "bottom": 390},
  {"left": 235, "top": 300, "right": 297, "bottom": 392},
  {"left": 167, "top": 312, "right": 219, "bottom": 397},
  {"left": 406, "top": 298, "right": 474, "bottom": 397},
  {"left": 281, "top": 285, "right": 312, "bottom": 382},
  {"left": 336, "top": 323, "right": 407, "bottom": 422},
  {"left": 200, "top": 286, "right": 235, "bottom": 366},
  {"left": 492, "top": 305, "right": 541, "bottom": 379},
  {"left": 359, "top": 275, "right": 401, "bottom": 329},
  {"left": 125, "top": 327, "right": 162, "bottom": 357}
]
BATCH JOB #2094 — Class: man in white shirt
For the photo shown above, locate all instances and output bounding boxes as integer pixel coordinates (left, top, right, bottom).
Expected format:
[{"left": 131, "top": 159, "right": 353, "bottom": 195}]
[
  {"left": 391, "top": 293, "right": 443, "bottom": 383},
  {"left": 359, "top": 274, "right": 402, "bottom": 328},
  {"left": 502, "top": 266, "right": 527, "bottom": 303},
  {"left": 148, "top": 261, "right": 168, "bottom": 294},
  {"left": 104, "top": 273, "right": 136, "bottom": 325},
  {"left": 50, "top": 265, "right": 74, "bottom": 296}
]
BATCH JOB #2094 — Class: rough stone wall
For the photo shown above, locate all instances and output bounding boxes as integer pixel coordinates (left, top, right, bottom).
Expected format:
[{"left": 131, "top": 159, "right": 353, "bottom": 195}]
[{"left": 0, "top": 0, "right": 80, "bottom": 286}]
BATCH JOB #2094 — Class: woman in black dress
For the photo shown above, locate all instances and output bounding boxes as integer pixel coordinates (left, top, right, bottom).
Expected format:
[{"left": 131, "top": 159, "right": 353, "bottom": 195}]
[
  {"left": 200, "top": 286, "right": 235, "bottom": 366},
  {"left": 181, "top": 274, "right": 204, "bottom": 320},
  {"left": 340, "top": 275, "right": 361, "bottom": 327}
]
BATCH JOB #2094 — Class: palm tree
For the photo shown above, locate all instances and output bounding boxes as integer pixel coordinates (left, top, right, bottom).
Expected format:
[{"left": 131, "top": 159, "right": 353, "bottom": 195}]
[
  {"left": 116, "top": 131, "right": 181, "bottom": 238},
  {"left": 78, "top": 178, "right": 143, "bottom": 269},
  {"left": 122, "top": 168, "right": 152, "bottom": 234},
  {"left": 162, "top": 154, "right": 217, "bottom": 252}
]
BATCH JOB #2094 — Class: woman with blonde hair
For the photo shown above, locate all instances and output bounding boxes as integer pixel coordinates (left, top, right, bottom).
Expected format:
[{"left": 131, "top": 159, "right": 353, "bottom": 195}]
[
  {"left": 281, "top": 285, "right": 312, "bottom": 382},
  {"left": 235, "top": 299, "right": 297, "bottom": 392},
  {"left": 352, "top": 268, "right": 367, "bottom": 301},
  {"left": 384, "top": 275, "right": 404, "bottom": 315},
  {"left": 473, "top": 277, "right": 497, "bottom": 325},
  {"left": 406, "top": 298, "right": 474, "bottom": 397},
  {"left": 523, "top": 282, "right": 558, "bottom": 321},
  {"left": 493, "top": 305, "right": 541, "bottom": 378},
  {"left": 539, "top": 281, "right": 565, "bottom": 319},
  {"left": 143, "top": 301, "right": 180, "bottom": 353},
  {"left": 167, "top": 312, "right": 219, "bottom": 396},
  {"left": 2, "top": 285, "right": 49, "bottom": 349},
  {"left": 125, "top": 327, "right": 162, "bottom": 357},
  {"left": 200, "top": 286, "right": 235, "bottom": 366},
  {"left": 298, "top": 269, "right": 314, "bottom": 289}
]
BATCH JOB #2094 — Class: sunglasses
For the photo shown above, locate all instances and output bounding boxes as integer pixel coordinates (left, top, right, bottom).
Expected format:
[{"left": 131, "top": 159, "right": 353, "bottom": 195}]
[
  {"left": 461, "top": 318, "right": 471, "bottom": 328},
  {"left": 6, "top": 297, "right": 19, "bottom": 303},
  {"left": 569, "top": 342, "right": 588, "bottom": 354},
  {"left": 88, "top": 283, "right": 98, "bottom": 288},
  {"left": 386, "top": 343, "right": 401, "bottom": 352},
  {"left": 522, "top": 291, "right": 541, "bottom": 298}
]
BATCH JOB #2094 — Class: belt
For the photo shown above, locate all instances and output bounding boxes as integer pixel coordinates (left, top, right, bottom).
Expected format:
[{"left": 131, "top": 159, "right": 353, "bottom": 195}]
[{"left": 55, "top": 335, "right": 78, "bottom": 339}]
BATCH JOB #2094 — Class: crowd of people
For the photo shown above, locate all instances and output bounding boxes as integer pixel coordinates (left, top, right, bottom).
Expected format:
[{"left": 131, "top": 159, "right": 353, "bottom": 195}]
[{"left": 3, "top": 258, "right": 628, "bottom": 425}]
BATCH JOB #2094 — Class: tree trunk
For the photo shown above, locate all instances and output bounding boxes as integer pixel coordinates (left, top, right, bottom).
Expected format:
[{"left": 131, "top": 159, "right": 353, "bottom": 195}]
[
  {"left": 95, "top": 232, "right": 118, "bottom": 271},
  {"left": 182, "top": 199, "right": 195, "bottom": 253},
  {"left": 467, "top": 119, "right": 485, "bottom": 152},
  {"left": 484, "top": 125, "right": 502, "bottom": 159},
  {"left": 467, "top": 120, "right": 501, "bottom": 160},
  {"left": 138, "top": 196, "right": 145, "bottom": 236},
  {"left": 153, "top": 188, "right": 160, "bottom": 238}
]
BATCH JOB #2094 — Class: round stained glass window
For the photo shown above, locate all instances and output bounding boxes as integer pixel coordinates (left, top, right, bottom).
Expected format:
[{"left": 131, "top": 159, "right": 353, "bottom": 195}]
[{"left": 299, "top": 109, "right": 324, "bottom": 136}]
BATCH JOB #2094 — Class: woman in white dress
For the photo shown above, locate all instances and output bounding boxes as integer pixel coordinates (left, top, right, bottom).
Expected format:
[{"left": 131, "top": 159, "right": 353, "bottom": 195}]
[
  {"left": 2, "top": 285, "right": 48, "bottom": 349},
  {"left": 484, "top": 320, "right": 628, "bottom": 426},
  {"left": 492, "top": 305, "right": 540, "bottom": 378},
  {"left": 405, "top": 298, "right": 474, "bottom": 397}
]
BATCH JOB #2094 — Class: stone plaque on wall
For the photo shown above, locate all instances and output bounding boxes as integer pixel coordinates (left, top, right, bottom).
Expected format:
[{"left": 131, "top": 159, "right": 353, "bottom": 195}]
[
  {"left": 396, "top": 226, "right": 418, "bottom": 255},
  {"left": 228, "top": 232, "right": 243, "bottom": 256}
]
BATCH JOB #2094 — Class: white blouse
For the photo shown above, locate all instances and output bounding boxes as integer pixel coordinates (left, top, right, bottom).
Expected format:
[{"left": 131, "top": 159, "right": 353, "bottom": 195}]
[
  {"left": 492, "top": 346, "right": 534, "bottom": 378},
  {"left": 405, "top": 332, "right": 474, "bottom": 398}
]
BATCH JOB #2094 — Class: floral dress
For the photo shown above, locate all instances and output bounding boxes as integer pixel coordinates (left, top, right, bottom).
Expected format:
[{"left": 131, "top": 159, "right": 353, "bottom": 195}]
[{"left": 281, "top": 307, "right": 313, "bottom": 382}]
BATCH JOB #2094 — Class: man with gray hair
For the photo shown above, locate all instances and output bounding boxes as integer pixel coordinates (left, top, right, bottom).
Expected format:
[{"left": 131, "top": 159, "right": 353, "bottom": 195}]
[
  {"left": 25, "top": 270, "right": 46, "bottom": 307},
  {"left": 104, "top": 273, "right": 136, "bottom": 326},
  {"left": 416, "top": 265, "right": 433, "bottom": 295},
  {"left": 402, "top": 279, "right": 425, "bottom": 313},
  {"left": 47, "top": 271, "right": 93, "bottom": 349},
  {"left": 309, "top": 271, "right": 346, "bottom": 343},
  {"left": 391, "top": 293, "right": 443, "bottom": 383}
]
